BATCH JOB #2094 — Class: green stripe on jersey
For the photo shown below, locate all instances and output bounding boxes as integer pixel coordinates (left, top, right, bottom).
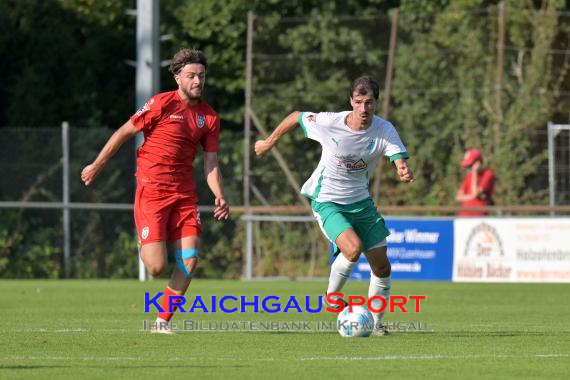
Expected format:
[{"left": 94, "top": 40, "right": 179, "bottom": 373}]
[
  {"left": 312, "top": 167, "right": 326, "bottom": 199},
  {"left": 298, "top": 112, "right": 308, "bottom": 137},
  {"left": 389, "top": 152, "right": 409, "bottom": 162}
]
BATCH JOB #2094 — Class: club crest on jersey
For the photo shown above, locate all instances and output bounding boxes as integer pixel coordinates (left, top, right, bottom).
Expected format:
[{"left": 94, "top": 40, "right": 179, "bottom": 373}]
[
  {"left": 141, "top": 227, "right": 150, "bottom": 240},
  {"left": 197, "top": 115, "right": 206, "bottom": 128}
]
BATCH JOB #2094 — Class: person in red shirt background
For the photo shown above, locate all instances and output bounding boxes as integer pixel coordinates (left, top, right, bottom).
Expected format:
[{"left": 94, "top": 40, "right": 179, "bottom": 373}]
[
  {"left": 81, "top": 48, "right": 229, "bottom": 333},
  {"left": 455, "top": 149, "right": 495, "bottom": 216}
]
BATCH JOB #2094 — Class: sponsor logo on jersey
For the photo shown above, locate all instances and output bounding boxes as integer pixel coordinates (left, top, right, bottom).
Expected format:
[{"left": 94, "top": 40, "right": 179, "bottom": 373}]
[
  {"left": 336, "top": 157, "right": 368, "bottom": 171},
  {"left": 197, "top": 115, "right": 206, "bottom": 128},
  {"left": 135, "top": 98, "right": 154, "bottom": 116},
  {"left": 169, "top": 114, "right": 184, "bottom": 120}
]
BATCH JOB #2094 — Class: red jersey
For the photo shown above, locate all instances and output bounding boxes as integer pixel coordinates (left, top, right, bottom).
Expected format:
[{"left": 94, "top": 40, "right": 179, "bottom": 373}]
[
  {"left": 130, "top": 91, "right": 220, "bottom": 193},
  {"left": 458, "top": 168, "right": 495, "bottom": 216}
]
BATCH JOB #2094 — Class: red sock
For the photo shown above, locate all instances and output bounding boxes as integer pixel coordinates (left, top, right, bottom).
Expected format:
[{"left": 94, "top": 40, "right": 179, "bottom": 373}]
[{"left": 158, "top": 287, "right": 183, "bottom": 321}]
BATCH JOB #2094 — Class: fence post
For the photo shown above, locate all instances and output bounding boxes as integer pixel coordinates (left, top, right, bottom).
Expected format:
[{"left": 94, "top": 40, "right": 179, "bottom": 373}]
[
  {"left": 245, "top": 218, "right": 253, "bottom": 280},
  {"left": 61, "top": 121, "right": 71, "bottom": 278},
  {"left": 243, "top": 11, "right": 254, "bottom": 280}
]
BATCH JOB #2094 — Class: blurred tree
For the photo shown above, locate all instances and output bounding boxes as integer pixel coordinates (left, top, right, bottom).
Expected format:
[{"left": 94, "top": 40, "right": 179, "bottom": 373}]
[
  {"left": 392, "top": 0, "right": 570, "bottom": 207},
  {"left": 0, "top": 0, "right": 135, "bottom": 128}
]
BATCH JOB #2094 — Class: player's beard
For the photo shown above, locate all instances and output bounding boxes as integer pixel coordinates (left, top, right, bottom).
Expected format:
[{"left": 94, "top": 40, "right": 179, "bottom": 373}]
[{"left": 182, "top": 86, "right": 203, "bottom": 101}]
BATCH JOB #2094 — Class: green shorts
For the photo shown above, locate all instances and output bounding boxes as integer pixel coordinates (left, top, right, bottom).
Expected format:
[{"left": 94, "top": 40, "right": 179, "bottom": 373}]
[{"left": 311, "top": 197, "right": 390, "bottom": 255}]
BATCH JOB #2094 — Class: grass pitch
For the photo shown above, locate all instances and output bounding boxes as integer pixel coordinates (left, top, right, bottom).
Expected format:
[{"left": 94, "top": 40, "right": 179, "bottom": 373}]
[{"left": 0, "top": 279, "right": 568, "bottom": 379}]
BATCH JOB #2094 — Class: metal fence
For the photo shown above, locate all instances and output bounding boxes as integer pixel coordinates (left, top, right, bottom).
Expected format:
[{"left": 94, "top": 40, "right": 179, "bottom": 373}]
[{"left": 0, "top": 124, "right": 243, "bottom": 279}]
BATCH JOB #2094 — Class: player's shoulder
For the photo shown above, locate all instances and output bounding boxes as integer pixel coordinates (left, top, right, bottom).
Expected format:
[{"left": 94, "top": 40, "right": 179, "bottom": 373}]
[
  {"left": 372, "top": 115, "right": 392, "bottom": 127},
  {"left": 196, "top": 100, "right": 218, "bottom": 117},
  {"left": 305, "top": 111, "right": 347, "bottom": 126},
  {"left": 142, "top": 91, "right": 179, "bottom": 112},
  {"left": 151, "top": 90, "right": 178, "bottom": 103},
  {"left": 372, "top": 115, "right": 398, "bottom": 133},
  {"left": 320, "top": 111, "right": 347, "bottom": 121},
  {"left": 134, "top": 92, "right": 173, "bottom": 117}
]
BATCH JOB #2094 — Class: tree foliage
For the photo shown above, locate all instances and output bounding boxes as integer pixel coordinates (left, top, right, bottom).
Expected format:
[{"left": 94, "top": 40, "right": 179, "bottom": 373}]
[
  {"left": 393, "top": 0, "right": 570, "bottom": 206},
  {"left": 1, "top": 0, "right": 569, "bottom": 278}
]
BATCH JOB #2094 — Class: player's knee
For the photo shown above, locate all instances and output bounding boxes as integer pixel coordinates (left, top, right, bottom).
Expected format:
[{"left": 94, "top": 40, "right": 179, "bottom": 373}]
[
  {"left": 175, "top": 248, "right": 199, "bottom": 278},
  {"left": 147, "top": 263, "right": 167, "bottom": 277},
  {"left": 344, "top": 241, "right": 362, "bottom": 262}
]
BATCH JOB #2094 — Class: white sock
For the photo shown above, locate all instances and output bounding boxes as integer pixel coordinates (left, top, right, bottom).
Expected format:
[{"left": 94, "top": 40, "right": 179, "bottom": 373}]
[
  {"left": 368, "top": 273, "right": 391, "bottom": 326},
  {"left": 326, "top": 253, "right": 356, "bottom": 297}
]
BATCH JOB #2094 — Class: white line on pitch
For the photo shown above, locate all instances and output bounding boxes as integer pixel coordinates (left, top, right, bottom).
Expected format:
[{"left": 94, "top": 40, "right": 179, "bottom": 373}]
[
  {"left": 2, "top": 353, "right": 568, "bottom": 363},
  {"left": 300, "top": 353, "right": 570, "bottom": 361}
]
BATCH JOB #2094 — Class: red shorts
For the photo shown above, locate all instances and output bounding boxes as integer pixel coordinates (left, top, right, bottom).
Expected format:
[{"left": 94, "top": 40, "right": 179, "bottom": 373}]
[{"left": 134, "top": 184, "right": 201, "bottom": 245}]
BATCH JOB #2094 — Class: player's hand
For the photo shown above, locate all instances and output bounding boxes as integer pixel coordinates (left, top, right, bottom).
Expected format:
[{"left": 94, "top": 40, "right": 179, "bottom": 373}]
[
  {"left": 213, "top": 197, "right": 229, "bottom": 220},
  {"left": 254, "top": 139, "right": 273, "bottom": 157},
  {"left": 81, "top": 163, "right": 103, "bottom": 186},
  {"left": 397, "top": 164, "right": 415, "bottom": 183}
]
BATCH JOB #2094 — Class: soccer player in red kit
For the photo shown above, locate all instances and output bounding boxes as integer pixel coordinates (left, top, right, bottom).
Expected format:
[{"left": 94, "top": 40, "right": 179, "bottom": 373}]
[{"left": 81, "top": 48, "right": 229, "bottom": 334}]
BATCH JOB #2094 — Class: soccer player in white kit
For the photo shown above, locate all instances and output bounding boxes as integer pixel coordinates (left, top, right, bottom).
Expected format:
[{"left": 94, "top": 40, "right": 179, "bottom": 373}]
[{"left": 255, "top": 76, "right": 415, "bottom": 336}]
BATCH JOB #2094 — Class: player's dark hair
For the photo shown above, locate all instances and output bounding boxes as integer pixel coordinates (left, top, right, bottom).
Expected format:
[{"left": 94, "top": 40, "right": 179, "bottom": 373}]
[
  {"left": 350, "top": 76, "right": 380, "bottom": 100},
  {"left": 169, "top": 48, "right": 208, "bottom": 75}
]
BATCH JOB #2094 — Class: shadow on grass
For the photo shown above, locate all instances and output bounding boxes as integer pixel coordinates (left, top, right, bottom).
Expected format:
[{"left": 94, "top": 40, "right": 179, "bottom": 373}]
[{"left": 0, "top": 364, "right": 248, "bottom": 370}]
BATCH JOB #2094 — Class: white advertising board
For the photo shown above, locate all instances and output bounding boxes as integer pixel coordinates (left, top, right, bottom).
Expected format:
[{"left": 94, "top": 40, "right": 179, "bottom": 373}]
[{"left": 453, "top": 218, "right": 570, "bottom": 282}]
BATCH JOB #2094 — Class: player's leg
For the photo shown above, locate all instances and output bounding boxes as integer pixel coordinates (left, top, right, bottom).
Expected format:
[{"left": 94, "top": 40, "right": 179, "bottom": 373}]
[
  {"left": 364, "top": 243, "right": 392, "bottom": 336},
  {"left": 134, "top": 186, "right": 182, "bottom": 334},
  {"left": 349, "top": 198, "right": 391, "bottom": 335},
  {"left": 140, "top": 242, "right": 168, "bottom": 277},
  {"left": 140, "top": 242, "right": 175, "bottom": 334},
  {"left": 153, "top": 198, "right": 201, "bottom": 331},
  {"left": 153, "top": 235, "right": 199, "bottom": 327},
  {"left": 358, "top": 198, "right": 392, "bottom": 336},
  {"left": 328, "top": 228, "right": 362, "bottom": 291},
  {"left": 134, "top": 183, "right": 170, "bottom": 277},
  {"left": 312, "top": 200, "right": 361, "bottom": 309},
  {"left": 170, "top": 235, "right": 200, "bottom": 294}
]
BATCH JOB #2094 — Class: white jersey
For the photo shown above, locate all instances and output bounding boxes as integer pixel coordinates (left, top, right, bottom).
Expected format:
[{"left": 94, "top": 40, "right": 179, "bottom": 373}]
[{"left": 299, "top": 111, "right": 408, "bottom": 204}]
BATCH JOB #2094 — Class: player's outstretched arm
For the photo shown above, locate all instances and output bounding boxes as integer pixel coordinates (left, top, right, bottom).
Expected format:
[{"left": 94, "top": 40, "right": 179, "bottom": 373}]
[
  {"left": 254, "top": 111, "right": 300, "bottom": 156},
  {"left": 204, "top": 152, "right": 229, "bottom": 220},
  {"left": 394, "top": 158, "right": 415, "bottom": 183},
  {"left": 81, "top": 120, "right": 138, "bottom": 186}
]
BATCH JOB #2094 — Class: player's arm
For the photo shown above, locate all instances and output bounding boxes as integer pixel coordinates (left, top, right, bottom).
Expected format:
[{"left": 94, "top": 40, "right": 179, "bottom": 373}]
[
  {"left": 254, "top": 111, "right": 300, "bottom": 156},
  {"left": 81, "top": 120, "right": 138, "bottom": 186},
  {"left": 393, "top": 157, "right": 415, "bottom": 183},
  {"left": 204, "top": 152, "right": 229, "bottom": 220}
]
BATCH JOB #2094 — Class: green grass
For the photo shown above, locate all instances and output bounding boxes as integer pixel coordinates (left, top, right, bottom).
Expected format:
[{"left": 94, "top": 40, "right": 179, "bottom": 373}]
[{"left": 0, "top": 280, "right": 568, "bottom": 379}]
